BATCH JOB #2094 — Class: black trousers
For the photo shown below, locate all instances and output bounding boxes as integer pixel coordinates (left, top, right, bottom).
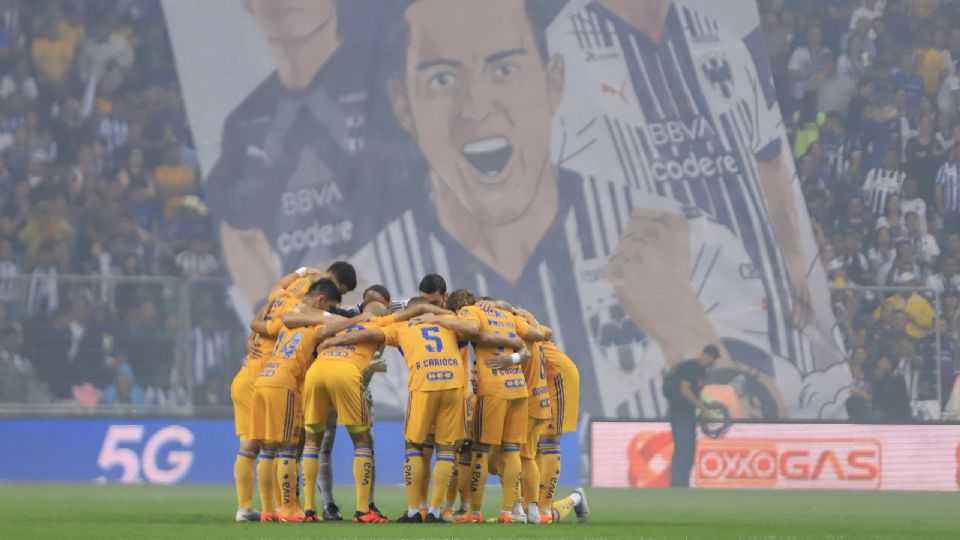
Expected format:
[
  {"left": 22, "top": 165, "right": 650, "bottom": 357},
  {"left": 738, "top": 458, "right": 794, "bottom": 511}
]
[{"left": 669, "top": 411, "right": 697, "bottom": 487}]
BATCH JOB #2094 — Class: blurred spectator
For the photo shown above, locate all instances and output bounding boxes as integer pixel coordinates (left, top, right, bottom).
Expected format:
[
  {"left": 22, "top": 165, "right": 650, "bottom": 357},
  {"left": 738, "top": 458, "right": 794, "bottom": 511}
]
[
  {"left": 153, "top": 143, "right": 196, "bottom": 219},
  {"left": 77, "top": 20, "right": 134, "bottom": 89},
  {"left": 888, "top": 52, "right": 925, "bottom": 99},
  {"left": 789, "top": 24, "right": 832, "bottom": 102},
  {"left": 867, "top": 224, "right": 896, "bottom": 277},
  {"left": 875, "top": 272, "right": 935, "bottom": 339},
  {"left": 905, "top": 210, "right": 940, "bottom": 272},
  {"left": 868, "top": 351, "right": 912, "bottom": 421},
  {"left": 936, "top": 142, "right": 960, "bottom": 232},
  {"left": 175, "top": 238, "right": 219, "bottom": 279},
  {"left": 900, "top": 177, "right": 929, "bottom": 232},
  {"left": 189, "top": 309, "right": 231, "bottom": 394},
  {"left": 913, "top": 29, "right": 950, "bottom": 95},
  {"left": 863, "top": 148, "right": 906, "bottom": 215},
  {"left": 100, "top": 359, "right": 144, "bottom": 406},
  {"left": 30, "top": 19, "right": 74, "bottom": 87},
  {"left": 0, "top": 57, "right": 37, "bottom": 102}
]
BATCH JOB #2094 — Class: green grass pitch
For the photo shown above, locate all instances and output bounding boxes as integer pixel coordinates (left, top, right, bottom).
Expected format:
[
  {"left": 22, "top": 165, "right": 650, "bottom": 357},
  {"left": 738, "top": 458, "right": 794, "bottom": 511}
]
[{"left": 2, "top": 483, "right": 959, "bottom": 539}]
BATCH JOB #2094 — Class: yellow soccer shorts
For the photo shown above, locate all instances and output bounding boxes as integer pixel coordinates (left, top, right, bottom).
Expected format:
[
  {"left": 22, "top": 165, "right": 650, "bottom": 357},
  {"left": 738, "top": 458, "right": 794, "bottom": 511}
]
[
  {"left": 230, "top": 372, "right": 254, "bottom": 438},
  {"left": 473, "top": 394, "right": 527, "bottom": 445},
  {"left": 251, "top": 386, "right": 302, "bottom": 443},
  {"left": 303, "top": 361, "right": 369, "bottom": 429},
  {"left": 520, "top": 417, "right": 545, "bottom": 459},
  {"left": 545, "top": 369, "right": 580, "bottom": 436},
  {"left": 405, "top": 388, "right": 464, "bottom": 445}
]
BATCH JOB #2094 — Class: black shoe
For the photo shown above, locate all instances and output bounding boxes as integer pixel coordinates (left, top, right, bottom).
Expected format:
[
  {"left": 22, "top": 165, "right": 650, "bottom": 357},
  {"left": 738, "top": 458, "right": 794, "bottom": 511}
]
[
  {"left": 396, "top": 512, "right": 423, "bottom": 523},
  {"left": 425, "top": 512, "right": 444, "bottom": 523},
  {"left": 369, "top": 503, "right": 387, "bottom": 520},
  {"left": 303, "top": 509, "right": 321, "bottom": 523},
  {"left": 323, "top": 502, "right": 343, "bottom": 521}
]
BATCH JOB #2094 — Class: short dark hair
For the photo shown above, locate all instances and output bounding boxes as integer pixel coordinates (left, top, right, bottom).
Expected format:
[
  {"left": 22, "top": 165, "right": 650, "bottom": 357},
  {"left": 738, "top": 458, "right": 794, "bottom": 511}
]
[
  {"left": 364, "top": 284, "right": 391, "bottom": 303},
  {"left": 306, "top": 278, "right": 342, "bottom": 304},
  {"left": 326, "top": 261, "right": 357, "bottom": 292},
  {"left": 407, "top": 296, "right": 431, "bottom": 307},
  {"left": 419, "top": 273, "right": 447, "bottom": 295}
]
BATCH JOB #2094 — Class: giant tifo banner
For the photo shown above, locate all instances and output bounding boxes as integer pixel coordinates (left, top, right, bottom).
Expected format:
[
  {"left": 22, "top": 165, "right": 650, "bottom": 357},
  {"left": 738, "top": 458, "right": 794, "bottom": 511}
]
[
  {"left": 162, "top": 0, "right": 851, "bottom": 420},
  {"left": 592, "top": 422, "right": 960, "bottom": 491},
  {"left": 0, "top": 418, "right": 579, "bottom": 484}
]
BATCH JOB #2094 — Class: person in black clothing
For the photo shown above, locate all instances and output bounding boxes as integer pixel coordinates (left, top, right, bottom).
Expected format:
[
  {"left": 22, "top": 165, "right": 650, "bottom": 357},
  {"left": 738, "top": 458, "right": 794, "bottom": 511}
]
[
  {"left": 663, "top": 344, "right": 720, "bottom": 487},
  {"left": 869, "top": 351, "right": 912, "bottom": 422}
]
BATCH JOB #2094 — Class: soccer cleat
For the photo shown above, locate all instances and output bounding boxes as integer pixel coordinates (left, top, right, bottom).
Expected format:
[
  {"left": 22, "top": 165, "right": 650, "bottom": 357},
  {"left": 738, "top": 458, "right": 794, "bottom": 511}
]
[
  {"left": 539, "top": 512, "right": 554, "bottom": 524},
  {"left": 497, "top": 512, "right": 514, "bottom": 524},
  {"left": 425, "top": 512, "right": 444, "bottom": 523},
  {"left": 573, "top": 487, "right": 589, "bottom": 523},
  {"left": 278, "top": 510, "right": 306, "bottom": 522},
  {"left": 527, "top": 508, "right": 541, "bottom": 524},
  {"left": 235, "top": 507, "right": 260, "bottom": 522},
  {"left": 369, "top": 503, "right": 387, "bottom": 520},
  {"left": 354, "top": 510, "right": 389, "bottom": 523},
  {"left": 322, "top": 502, "right": 343, "bottom": 521},
  {"left": 420, "top": 508, "right": 429, "bottom": 521},
  {"left": 511, "top": 511, "right": 528, "bottom": 524},
  {"left": 441, "top": 509, "right": 455, "bottom": 522},
  {"left": 396, "top": 512, "right": 423, "bottom": 523},
  {"left": 303, "top": 509, "right": 321, "bottom": 523},
  {"left": 453, "top": 511, "right": 482, "bottom": 523},
  {"left": 259, "top": 511, "right": 277, "bottom": 523}
]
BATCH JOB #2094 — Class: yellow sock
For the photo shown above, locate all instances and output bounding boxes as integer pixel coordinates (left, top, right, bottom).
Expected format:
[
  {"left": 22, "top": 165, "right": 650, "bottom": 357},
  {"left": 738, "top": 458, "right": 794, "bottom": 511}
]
[
  {"left": 301, "top": 445, "right": 319, "bottom": 512},
  {"left": 457, "top": 452, "right": 472, "bottom": 510},
  {"left": 500, "top": 445, "right": 522, "bottom": 512},
  {"left": 444, "top": 452, "right": 459, "bottom": 506},
  {"left": 403, "top": 448, "right": 424, "bottom": 512},
  {"left": 430, "top": 449, "right": 456, "bottom": 510},
  {"left": 521, "top": 456, "right": 540, "bottom": 506},
  {"left": 553, "top": 492, "right": 578, "bottom": 521},
  {"left": 277, "top": 450, "right": 299, "bottom": 513},
  {"left": 469, "top": 451, "right": 489, "bottom": 513},
  {"left": 419, "top": 444, "right": 433, "bottom": 509},
  {"left": 272, "top": 458, "right": 282, "bottom": 511},
  {"left": 256, "top": 448, "right": 276, "bottom": 514},
  {"left": 353, "top": 445, "right": 375, "bottom": 513},
  {"left": 234, "top": 449, "right": 256, "bottom": 509},
  {"left": 537, "top": 443, "right": 561, "bottom": 509}
]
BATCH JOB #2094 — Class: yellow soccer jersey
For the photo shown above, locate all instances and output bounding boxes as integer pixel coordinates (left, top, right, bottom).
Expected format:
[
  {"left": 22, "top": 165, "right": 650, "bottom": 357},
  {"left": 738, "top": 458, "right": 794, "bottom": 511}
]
[
  {"left": 381, "top": 317, "right": 465, "bottom": 392},
  {"left": 255, "top": 293, "right": 302, "bottom": 360},
  {"left": 457, "top": 305, "right": 529, "bottom": 399},
  {"left": 523, "top": 341, "right": 551, "bottom": 419},
  {"left": 541, "top": 340, "right": 577, "bottom": 380},
  {"left": 284, "top": 276, "right": 313, "bottom": 298},
  {"left": 255, "top": 323, "right": 323, "bottom": 391},
  {"left": 314, "top": 316, "right": 395, "bottom": 372}
]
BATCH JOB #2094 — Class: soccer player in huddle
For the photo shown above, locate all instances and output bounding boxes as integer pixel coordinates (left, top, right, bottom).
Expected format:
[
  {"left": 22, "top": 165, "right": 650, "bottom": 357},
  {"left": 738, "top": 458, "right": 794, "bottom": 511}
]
[
  {"left": 319, "top": 296, "right": 524, "bottom": 523},
  {"left": 233, "top": 261, "right": 358, "bottom": 522},
  {"left": 230, "top": 266, "right": 324, "bottom": 522},
  {"left": 249, "top": 278, "right": 345, "bottom": 522},
  {"left": 410, "top": 289, "right": 544, "bottom": 524},
  {"left": 450, "top": 295, "right": 588, "bottom": 524}
]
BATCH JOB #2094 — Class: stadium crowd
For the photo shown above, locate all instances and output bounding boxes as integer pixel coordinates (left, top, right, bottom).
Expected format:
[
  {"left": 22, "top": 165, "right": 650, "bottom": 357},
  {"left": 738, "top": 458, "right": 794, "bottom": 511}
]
[
  {"left": 762, "top": 0, "right": 960, "bottom": 419},
  {"left": 1, "top": 0, "right": 959, "bottom": 420},
  {"left": 0, "top": 0, "right": 238, "bottom": 408}
]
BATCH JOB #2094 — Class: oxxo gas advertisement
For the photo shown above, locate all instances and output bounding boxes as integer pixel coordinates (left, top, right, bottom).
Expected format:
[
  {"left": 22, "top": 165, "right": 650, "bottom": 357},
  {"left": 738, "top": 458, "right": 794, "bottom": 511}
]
[{"left": 592, "top": 422, "right": 960, "bottom": 491}]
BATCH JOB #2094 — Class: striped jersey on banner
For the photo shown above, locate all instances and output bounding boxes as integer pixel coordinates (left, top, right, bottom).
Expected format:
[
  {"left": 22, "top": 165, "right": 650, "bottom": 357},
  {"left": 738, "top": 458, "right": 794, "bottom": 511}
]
[
  {"left": 862, "top": 167, "right": 905, "bottom": 215},
  {"left": 936, "top": 160, "right": 960, "bottom": 212}
]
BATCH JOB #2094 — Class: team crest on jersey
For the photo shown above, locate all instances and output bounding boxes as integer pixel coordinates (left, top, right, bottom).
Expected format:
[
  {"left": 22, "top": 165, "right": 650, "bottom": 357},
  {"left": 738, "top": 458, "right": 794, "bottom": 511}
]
[{"left": 701, "top": 55, "right": 734, "bottom": 99}]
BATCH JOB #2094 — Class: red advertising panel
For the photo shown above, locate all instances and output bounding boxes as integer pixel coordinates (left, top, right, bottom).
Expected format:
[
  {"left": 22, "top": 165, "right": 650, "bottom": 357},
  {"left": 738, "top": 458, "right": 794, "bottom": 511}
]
[{"left": 593, "top": 423, "right": 960, "bottom": 491}]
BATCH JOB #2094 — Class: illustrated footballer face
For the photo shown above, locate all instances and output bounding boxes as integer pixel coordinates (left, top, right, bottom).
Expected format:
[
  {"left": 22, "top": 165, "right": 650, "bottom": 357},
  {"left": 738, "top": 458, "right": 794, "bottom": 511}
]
[
  {"left": 390, "top": 0, "right": 564, "bottom": 225},
  {"left": 249, "top": 0, "right": 335, "bottom": 43}
]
